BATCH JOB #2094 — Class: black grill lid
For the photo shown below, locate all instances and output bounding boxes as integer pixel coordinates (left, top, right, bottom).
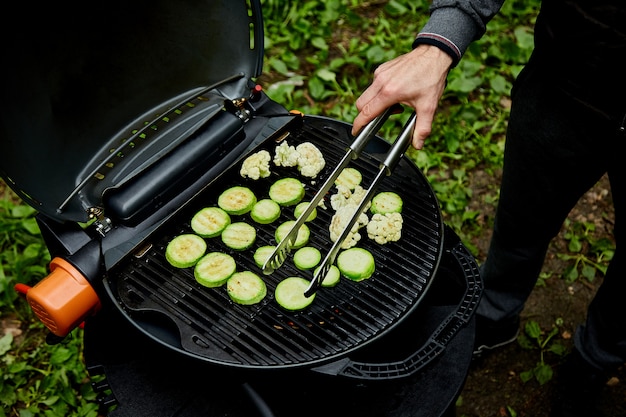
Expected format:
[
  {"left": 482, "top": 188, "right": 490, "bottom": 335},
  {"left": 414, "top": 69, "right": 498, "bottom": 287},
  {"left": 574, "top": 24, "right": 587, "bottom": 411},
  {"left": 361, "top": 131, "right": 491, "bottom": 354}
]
[{"left": 0, "top": 0, "right": 263, "bottom": 223}]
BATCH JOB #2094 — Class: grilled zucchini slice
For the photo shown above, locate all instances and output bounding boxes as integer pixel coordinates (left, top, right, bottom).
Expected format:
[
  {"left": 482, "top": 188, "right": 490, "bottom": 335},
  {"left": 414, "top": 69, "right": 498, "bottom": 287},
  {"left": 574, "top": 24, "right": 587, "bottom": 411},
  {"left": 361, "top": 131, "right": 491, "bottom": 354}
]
[
  {"left": 275, "top": 277, "right": 316, "bottom": 311},
  {"left": 293, "top": 246, "right": 322, "bottom": 270},
  {"left": 294, "top": 201, "right": 317, "bottom": 222},
  {"left": 334, "top": 167, "right": 362, "bottom": 190},
  {"left": 253, "top": 245, "right": 276, "bottom": 268},
  {"left": 250, "top": 199, "right": 281, "bottom": 224},
  {"left": 221, "top": 222, "right": 257, "bottom": 250},
  {"left": 226, "top": 271, "right": 267, "bottom": 305},
  {"left": 269, "top": 177, "right": 305, "bottom": 207},
  {"left": 370, "top": 191, "right": 403, "bottom": 214},
  {"left": 165, "top": 234, "right": 207, "bottom": 268},
  {"left": 194, "top": 252, "right": 236, "bottom": 288},
  {"left": 218, "top": 186, "right": 257, "bottom": 215},
  {"left": 275, "top": 220, "right": 310, "bottom": 249},
  {"left": 315, "top": 264, "right": 341, "bottom": 287},
  {"left": 191, "top": 207, "right": 231, "bottom": 238},
  {"left": 337, "top": 247, "right": 375, "bottom": 281}
]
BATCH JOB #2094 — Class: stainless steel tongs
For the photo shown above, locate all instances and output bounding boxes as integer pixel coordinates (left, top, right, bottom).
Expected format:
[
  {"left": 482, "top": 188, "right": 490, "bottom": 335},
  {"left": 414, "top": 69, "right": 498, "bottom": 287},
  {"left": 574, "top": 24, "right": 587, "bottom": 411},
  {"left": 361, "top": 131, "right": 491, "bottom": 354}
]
[
  {"left": 303, "top": 111, "right": 416, "bottom": 296},
  {"left": 261, "top": 105, "right": 403, "bottom": 275},
  {"left": 262, "top": 106, "right": 415, "bottom": 292}
]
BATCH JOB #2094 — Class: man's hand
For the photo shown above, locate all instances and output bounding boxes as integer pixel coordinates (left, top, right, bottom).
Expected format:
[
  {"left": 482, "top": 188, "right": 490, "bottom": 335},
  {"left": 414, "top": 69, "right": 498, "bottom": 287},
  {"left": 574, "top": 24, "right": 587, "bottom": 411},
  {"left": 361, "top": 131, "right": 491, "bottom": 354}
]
[{"left": 352, "top": 44, "right": 453, "bottom": 149}]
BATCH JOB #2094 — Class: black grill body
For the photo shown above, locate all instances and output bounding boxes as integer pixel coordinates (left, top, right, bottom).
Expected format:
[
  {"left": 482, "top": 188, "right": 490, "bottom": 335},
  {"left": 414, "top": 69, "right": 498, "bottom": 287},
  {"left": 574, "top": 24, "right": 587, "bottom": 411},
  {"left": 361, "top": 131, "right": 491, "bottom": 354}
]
[
  {"left": 102, "top": 115, "right": 481, "bottom": 378},
  {"left": 84, "top": 223, "right": 478, "bottom": 417}
]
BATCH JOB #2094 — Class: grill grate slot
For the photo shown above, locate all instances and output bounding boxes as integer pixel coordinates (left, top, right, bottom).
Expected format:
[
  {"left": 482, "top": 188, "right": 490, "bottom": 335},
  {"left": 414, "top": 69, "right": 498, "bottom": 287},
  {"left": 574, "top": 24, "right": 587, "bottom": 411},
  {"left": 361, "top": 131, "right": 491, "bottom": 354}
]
[{"left": 108, "top": 116, "right": 445, "bottom": 369}]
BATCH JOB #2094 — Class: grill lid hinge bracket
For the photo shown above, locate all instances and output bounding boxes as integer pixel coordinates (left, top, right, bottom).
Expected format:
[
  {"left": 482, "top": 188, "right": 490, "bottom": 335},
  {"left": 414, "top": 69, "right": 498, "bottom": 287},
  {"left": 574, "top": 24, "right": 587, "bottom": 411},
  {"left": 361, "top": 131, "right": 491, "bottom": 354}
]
[{"left": 88, "top": 207, "right": 112, "bottom": 237}]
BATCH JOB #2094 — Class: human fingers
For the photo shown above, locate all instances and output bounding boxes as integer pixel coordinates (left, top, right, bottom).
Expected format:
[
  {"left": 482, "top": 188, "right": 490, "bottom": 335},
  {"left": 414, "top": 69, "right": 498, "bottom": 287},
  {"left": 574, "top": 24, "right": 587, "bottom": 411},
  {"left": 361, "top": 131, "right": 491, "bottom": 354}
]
[
  {"left": 352, "top": 96, "right": 393, "bottom": 136},
  {"left": 411, "top": 114, "right": 434, "bottom": 150}
]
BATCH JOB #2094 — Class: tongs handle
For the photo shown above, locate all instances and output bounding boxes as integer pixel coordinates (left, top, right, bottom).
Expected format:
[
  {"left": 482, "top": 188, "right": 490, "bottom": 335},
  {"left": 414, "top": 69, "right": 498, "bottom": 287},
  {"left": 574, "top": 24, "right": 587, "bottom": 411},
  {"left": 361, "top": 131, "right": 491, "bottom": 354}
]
[
  {"left": 261, "top": 105, "right": 401, "bottom": 275},
  {"left": 304, "top": 112, "right": 417, "bottom": 297}
]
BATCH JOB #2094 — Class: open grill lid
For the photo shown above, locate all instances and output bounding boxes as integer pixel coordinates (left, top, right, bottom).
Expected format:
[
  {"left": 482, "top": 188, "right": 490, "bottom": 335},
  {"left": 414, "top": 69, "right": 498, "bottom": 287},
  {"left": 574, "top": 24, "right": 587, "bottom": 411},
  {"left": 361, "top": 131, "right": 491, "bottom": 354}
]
[{"left": 0, "top": 0, "right": 263, "bottom": 223}]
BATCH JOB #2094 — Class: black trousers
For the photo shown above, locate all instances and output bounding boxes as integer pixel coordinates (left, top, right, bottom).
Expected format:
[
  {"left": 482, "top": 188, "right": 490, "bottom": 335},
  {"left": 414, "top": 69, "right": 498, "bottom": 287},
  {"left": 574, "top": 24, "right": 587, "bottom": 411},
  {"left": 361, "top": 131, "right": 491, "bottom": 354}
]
[{"left": 476, "top": 48, "right": 626, "bottom": 370}]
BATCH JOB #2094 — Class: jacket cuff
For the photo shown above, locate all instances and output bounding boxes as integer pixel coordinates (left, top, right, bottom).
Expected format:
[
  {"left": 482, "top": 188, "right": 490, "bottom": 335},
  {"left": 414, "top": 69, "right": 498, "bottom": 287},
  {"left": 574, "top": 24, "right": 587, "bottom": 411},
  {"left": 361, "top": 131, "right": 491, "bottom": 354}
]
[
  {"left": 414, "top": 6, "right": 483, "bottom": 66},
  {"left": 412, "top": 34, "right": 462, "bottom": 67}
]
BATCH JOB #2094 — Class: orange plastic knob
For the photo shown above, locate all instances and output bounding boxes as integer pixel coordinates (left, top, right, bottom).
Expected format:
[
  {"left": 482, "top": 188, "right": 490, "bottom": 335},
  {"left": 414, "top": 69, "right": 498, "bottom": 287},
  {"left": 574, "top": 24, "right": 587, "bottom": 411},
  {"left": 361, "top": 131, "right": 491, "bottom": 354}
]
[{"left": 26, "top": 257, "right": 101, "bottom": 337}]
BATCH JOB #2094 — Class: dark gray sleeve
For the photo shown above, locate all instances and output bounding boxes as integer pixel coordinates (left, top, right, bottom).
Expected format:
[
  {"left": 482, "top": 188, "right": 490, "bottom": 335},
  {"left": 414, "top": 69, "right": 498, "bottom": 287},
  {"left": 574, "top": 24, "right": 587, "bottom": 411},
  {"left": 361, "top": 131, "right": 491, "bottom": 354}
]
[{"left": 413, "top": 0, "right": 506, "bottom": 65}]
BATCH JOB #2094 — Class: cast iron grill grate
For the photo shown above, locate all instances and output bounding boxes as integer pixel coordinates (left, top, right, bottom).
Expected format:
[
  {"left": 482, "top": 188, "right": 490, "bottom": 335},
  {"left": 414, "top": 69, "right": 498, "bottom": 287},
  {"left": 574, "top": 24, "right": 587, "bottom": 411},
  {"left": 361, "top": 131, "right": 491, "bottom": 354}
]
[{"left": 107, "top": 116, "right": 445, "bottom": 369}]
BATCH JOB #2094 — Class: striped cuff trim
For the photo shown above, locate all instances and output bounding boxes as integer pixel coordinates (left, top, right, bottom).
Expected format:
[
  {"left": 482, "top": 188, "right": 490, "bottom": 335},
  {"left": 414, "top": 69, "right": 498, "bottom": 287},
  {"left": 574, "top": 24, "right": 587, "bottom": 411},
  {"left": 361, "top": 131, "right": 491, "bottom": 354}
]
[{"left": 413, "top": 33, "right": 462, "bottom": 66}]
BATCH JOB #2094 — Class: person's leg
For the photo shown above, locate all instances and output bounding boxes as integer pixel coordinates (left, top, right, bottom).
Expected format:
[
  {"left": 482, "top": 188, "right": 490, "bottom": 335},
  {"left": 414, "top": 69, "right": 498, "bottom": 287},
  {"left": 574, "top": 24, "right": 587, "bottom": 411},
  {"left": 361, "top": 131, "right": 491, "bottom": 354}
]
[
  {"left": 551, "top": 148, "right": 624, "bottom": 416},
  {"left": 574, "top": 168, "right": 626, "bottom": 369},
  {"left": 475, "top": 55, "right": 613, "bottom": 340}
]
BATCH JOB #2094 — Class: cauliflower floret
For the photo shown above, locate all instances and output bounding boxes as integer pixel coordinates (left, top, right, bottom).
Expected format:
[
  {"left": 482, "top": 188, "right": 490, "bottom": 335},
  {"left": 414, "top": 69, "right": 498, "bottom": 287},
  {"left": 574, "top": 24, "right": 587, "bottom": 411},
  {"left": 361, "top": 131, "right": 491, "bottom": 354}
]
[
  {"left": 273, "top": 141, "right": 300, "bottom": 167},
  {"left": 295, "top": 142, "right": 325, "bottom": 178},
  {"left": 329, "top": 205, "right": 369, "bottom": 249},
  {"left": 330, "top": 184, "right": 371, "bottom": 212},
  {"left": 240, "top": 150, "right": 271, "bottom": 180},
  {"left": 366, "top": 212, "right": 403, "bottom": 244}
]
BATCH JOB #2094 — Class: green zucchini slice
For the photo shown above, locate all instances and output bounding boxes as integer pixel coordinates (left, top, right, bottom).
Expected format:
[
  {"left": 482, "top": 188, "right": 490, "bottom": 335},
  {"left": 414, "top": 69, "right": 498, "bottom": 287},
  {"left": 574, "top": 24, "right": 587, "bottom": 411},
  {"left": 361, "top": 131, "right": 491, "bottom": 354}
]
[
  {"left": 294, "top": 201, "right": 317, "bottom": 222},
  {"left": 226, "top": 271, "right": 267, "bottom": 305},
  {"left": 315, "top": 264, "right": 341, "bottom": 287},
  {"left": 269, "top": 177, "right": 305, "bottom": 207},
  {"left": 191, "top": 207, "right": 231, "bottom": 238},
  {"left": 334, "top": 167, "right": 362, "bottom": 190},
  {"left": 336, "top": 247, "right": 375, "bottom": 281},
  {"left": 250, "top": 199, "right": 281, "bottom": 224},
  {"left": 165, "top": 234, "right": 207, "bottom": 268},
  {"left": 221, "top": 222, "right": 257, "bottom": 250},
  {"left": 275, "top": 277, "right": 316, "bottom": 311},
  {"left": 218, "top": 186, "right": 257, "bottom": 215},
  {"left": 194, "top": 252, "right": 236, "bottom": 288},
  {"left": 370, "top": 191, "right": 403, "bottom": 214},
  {"left": 293, "top": 246, "right": 322, "bottom": 270},
  {"left": 253, "top": 245, "right": 276, "bottom": 268},
  {"left": 275, "top": 220, "right": 310, "bottom": 249}
]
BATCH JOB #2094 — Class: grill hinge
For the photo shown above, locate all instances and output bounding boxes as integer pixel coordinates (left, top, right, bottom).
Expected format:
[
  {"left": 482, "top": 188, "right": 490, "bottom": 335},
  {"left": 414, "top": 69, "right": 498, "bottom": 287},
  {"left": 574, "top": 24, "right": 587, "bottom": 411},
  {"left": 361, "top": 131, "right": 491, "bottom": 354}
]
[
  {"left": 225, "top": 97, "right": 252, "bottom": 123},
  {"left": 88, "top": 207, "right": 112, "bottom": 237}
]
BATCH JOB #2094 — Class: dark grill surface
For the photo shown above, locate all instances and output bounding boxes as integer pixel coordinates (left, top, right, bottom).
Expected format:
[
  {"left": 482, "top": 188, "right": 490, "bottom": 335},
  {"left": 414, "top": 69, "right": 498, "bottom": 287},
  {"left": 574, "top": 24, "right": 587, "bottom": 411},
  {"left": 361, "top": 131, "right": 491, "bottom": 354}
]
[{"left": 105, "top": 115, "right": 444, "bottom": 370}]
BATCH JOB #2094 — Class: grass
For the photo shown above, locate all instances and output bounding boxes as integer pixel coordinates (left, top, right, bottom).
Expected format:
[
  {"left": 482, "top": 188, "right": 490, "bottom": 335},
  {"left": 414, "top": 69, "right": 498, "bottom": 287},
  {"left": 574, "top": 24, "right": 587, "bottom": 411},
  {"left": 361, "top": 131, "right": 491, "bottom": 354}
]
[
  {"left": 0, "top": 195, "right": 99, "bottom": 417},
  {"left": 0, "top": 0, "right": 613, "bottom": 415}
]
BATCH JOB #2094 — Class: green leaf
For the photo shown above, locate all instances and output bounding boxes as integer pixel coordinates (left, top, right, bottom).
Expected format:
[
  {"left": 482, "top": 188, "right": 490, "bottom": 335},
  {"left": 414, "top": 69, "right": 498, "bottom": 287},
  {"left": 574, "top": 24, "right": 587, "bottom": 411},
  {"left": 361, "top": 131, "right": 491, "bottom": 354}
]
[
  {"left": 50, "top": 347, "right": 73, "bottom": 366},
  {"left": 520, "top": 369, "right": 534, "bottom": 383},
  {"left": 514, "top": 26, "right": 535, "bottom": 49},
  {"left": 581, "top": 264, "right": 596, "bottom": 281},
  {"left": 548, "top": 343, "right": 568, "bottom": 356},
  {"left": 534, "top": 363, "right": 554, "bottom": 385},
  {"left": 308, "top": 76, "right": 326, "bottom": 100},
  {"left": 489, "top": 74, "right": 509, "bottom": 94},
  {"left": 0, "top": 333, "right": 13, "bottom": 355},
  {"left": 568, "top": 236, "right": 582, "bottom": 252},
  {"left": 384, "top": 0, "right": 410, "bottom": 16},
  {"left": 11, "top": 205, "right": 36, "bottom": 218},
  {"left": 311, "top": 37, "right": 328, "bottom": 50},
  {"left": 365, "top": 45, "right": 387, "bottom": 63},
  {"left": 447, "top": 75, "right": 483, "bottom": 94},
  {"left": 21, "top": 218, "right": 41, "bottom": 235},
  {"left": 316, "top": 68, "right": 336, "bottom": 82},
  {"left": 563, "top": 265, "right": 579, "bottom": 282},
  {"left": 525, "top": 320, "right": 542, "bottom": 339},
  {"left": 268, "top": 58, "right": 289, "bottom": 76}
]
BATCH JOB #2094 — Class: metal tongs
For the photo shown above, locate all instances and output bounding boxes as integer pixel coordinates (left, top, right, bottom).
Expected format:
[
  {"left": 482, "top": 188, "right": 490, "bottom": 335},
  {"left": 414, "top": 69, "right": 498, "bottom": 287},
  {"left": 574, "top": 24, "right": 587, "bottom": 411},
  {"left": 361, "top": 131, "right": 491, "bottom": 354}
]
[{"left": 263, "top": 106, "right": 416, "bottom": 295}]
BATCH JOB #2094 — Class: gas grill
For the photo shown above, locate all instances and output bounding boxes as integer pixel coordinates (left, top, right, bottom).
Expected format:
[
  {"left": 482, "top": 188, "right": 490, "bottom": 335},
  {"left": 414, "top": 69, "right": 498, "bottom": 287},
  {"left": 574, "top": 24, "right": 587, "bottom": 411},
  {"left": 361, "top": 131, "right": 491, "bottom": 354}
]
[{"left": 1, "top": 1, "right": 482, "bottom": 416}]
